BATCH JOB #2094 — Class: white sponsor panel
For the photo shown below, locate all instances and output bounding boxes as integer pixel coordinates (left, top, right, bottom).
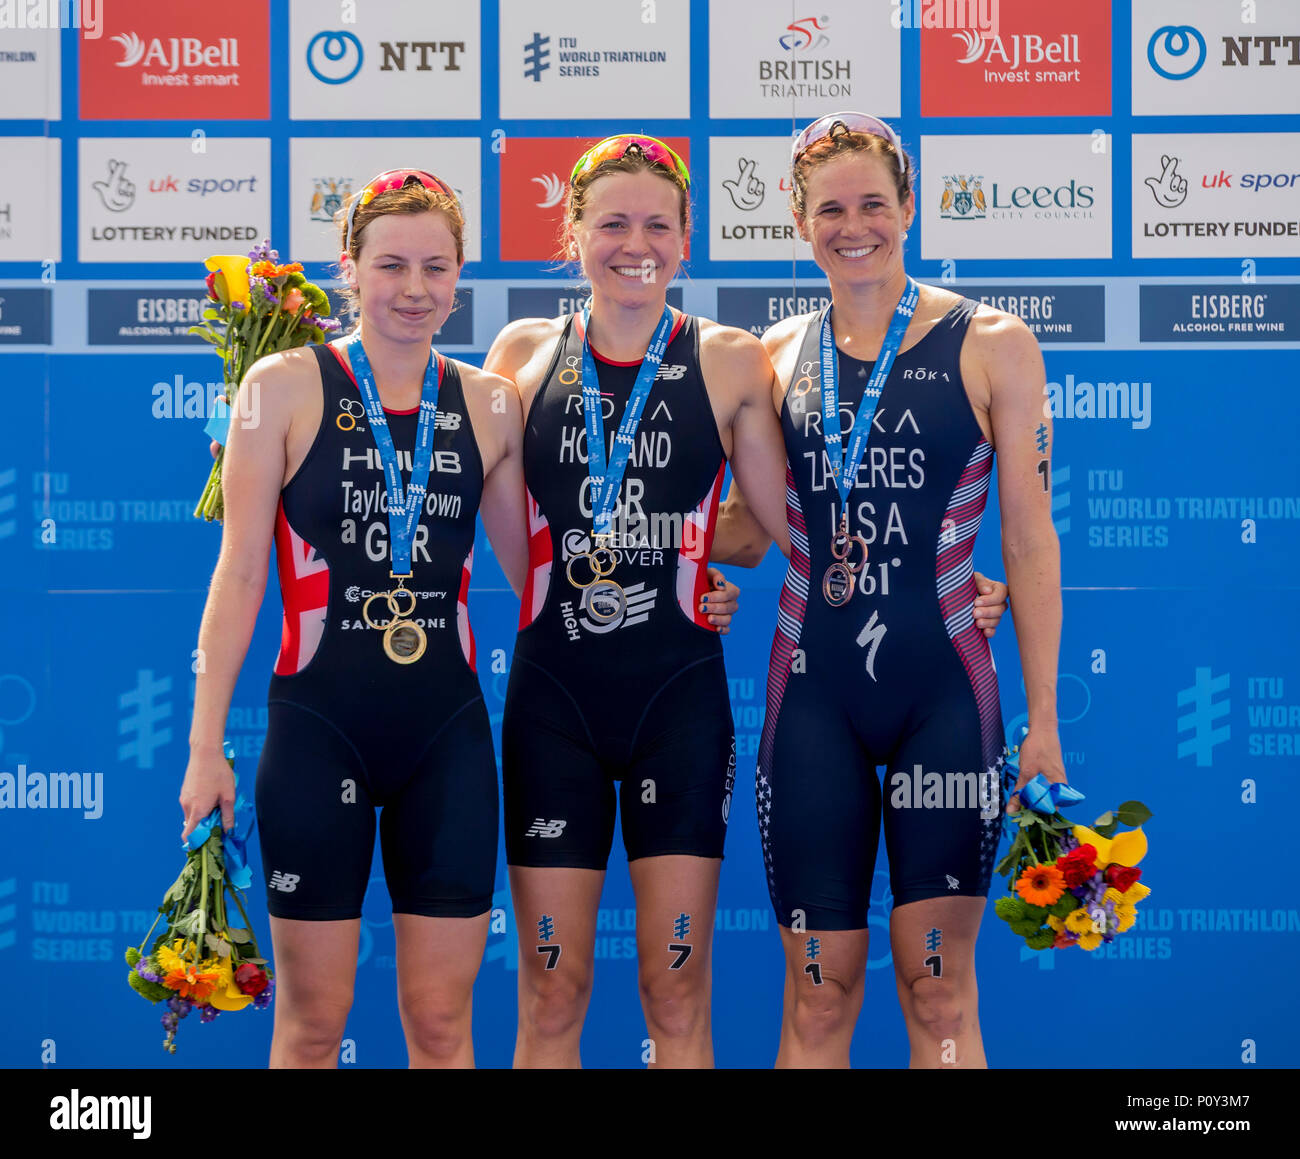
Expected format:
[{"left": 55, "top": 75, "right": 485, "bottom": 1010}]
[
  {"left": 290, "top": 0, "right": 480, "bottom": 121},
  {"left": 79, "top": 137, "right": 270, "bottom": 263},
  {"left": 921, "top": 134, "right": 1111, "bottom": 261},
  {"left": 499, "top": 0, "right": 689, "bottom": 119},
  {"left": 0, "top": 28, "right": 59, "bottom": 118},
  {"left": 0, "top": 136, "right": 59, "bottom": 260},
  {"left": 1133, "top": 0, "right": 1300, "bottom": 116},
  {"left": 290, "top": 137, "right": 482, "bottom": 263},
  {"left": 708, "top": 0, "right": 899, "bottom": 119},
  {"left": 1133, "top": 133, "right": 1300, "bottom": 259},
  {"left": 709, "top": 137, "right": 812, "bottom": 262}
]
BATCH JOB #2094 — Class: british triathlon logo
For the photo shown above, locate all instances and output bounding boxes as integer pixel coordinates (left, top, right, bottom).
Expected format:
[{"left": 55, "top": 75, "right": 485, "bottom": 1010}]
[
  {"left": 939, "top": 175, "right": 986, "bottom": 220},
  {"left": 310, "top": 177, "right": 353, "bottom": 223},
  {"left": 1147, "top": 26, "right": 1206, "bottom": 80},
  {"left": 523, "top": 33, "right": 550, "bottom": 81},
  {"left": 778, "top": 15, "right": 830, "bottom": 51},
  {"left": 307, "top": 31, "right": 364, "bottom": 85}
]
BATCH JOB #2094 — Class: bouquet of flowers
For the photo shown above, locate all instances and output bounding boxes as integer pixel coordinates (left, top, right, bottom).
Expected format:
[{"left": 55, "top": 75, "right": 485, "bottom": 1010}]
[
  {"left": 190, "top": 239, "right": 342, "bottom": 521},
  {"left": 125, "top": 744, "right": 273, "bottom": 1052},
  {"left": 993, "top": 737, "right": 1152, "bottom": 952}
]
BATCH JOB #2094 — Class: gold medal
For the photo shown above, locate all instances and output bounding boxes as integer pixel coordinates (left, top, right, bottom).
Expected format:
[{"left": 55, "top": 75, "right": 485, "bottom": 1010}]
[
  {"left": 364, "top": 575, "right": 425, "bottom": 663},
  {"left": 383, "top": 619, "right": 427, "bottom": 664}
]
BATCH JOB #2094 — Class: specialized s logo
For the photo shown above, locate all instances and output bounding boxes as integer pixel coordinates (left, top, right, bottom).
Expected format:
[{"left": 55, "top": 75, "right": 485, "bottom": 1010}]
[
  {"left": 856, "top": 610, "right": 887, "bottom": 682},
  {"left": 269, "top": 871, "right": 300, "bottom": 892},
  {"left": 525, "top": 818, "right": 566, "bottom": 838}
]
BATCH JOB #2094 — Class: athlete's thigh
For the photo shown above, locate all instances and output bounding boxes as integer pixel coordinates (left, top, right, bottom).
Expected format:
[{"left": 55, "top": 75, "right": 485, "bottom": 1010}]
[
  {"left": 628, "top": 855, "right": 722, "bottom": 978},
  {"left": 503, "top": 659, "right": 617, "bottom": 870},
  {"left": 777, "top": 924, "right": 870, "bottom": 997},
  {"left": 621, "top": 659, "right": 735, "bottom": 861},
  {"left": 508, "top": 865, "right": 605, "bottom": 983},
  {"left": 392, "top": 911, "right": 491, "bottom": 1006},
  {"left": 267, "top": 916, "right": 361, "bottom": 1010},
  {"left": 880, "top": 698, "right": 1001, "bottom": 908},
  {"left": 762, "top": 679, "right": 880, "bottom": 931},
  {"left": 256, "top": 701, "right": 376, "bottom": 920},
  {"left": 379, "top": 697, "right": 498, "bottom": 918}
]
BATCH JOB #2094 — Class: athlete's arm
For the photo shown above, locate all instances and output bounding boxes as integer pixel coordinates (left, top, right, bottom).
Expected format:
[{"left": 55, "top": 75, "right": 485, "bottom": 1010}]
[
  {"left": 713, "top": 480, "right": 780, "bottom": 566},
  {"left": 461, "top": 364, "right": 528, "bottom": 599},
  {"left": 978, "top": 311, "right": 1066, "bottom": 809},
  {"left": 181, "top": 353, "right": 300, "bottom": 840},
  {"left": 702, "top": 325, "right": 792, "bottom": 565}
]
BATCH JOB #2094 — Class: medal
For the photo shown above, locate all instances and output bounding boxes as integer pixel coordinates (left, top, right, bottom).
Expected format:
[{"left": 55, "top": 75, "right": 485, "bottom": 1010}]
[
  {"left": 343, "top": 333, "right": 441, "bottom": 663},
  {"left": 814, "top": 278, "right": 919, "bottom": 607},
  {"left": 567, "top": 303, "right": 675, "bottom": 609}
]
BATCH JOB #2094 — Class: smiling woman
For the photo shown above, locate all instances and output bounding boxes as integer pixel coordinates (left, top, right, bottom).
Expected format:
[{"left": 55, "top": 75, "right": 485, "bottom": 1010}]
[{"left": 178, "top": 168, "right": 530, "bottom": 1069}]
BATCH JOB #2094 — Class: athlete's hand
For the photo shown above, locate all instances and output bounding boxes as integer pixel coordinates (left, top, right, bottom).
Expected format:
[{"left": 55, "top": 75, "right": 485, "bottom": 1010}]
[
  {"left": 179, "top": 748, "right": 237, "bottom": 842},
  {"left": 972, "top": 571, "right": 1009, "bottom": 638},
  {"left": 702, "top": 567, "right": 740, "bottom": 634},
  {"left": 1005, "top": 726, "right": 1067, "bottom": 815}
]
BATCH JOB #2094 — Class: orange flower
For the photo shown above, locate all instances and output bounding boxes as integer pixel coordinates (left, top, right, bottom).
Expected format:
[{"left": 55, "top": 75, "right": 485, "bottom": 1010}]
[
  {"left": 163, "top": 962, "right": 220, "bottom": 1002},
  {"left": 1015, "top": 862, "right": 1066, "bottom": 906},
  {"left": 249, "top": 260, "right": 277, "bottom": 277},
  {"left": 274, "top": 262, "right": 304, "bottom": 276}
]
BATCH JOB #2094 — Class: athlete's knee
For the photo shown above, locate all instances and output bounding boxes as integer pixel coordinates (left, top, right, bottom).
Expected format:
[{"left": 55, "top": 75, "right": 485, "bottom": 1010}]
[
  {"left": 905, "top": 973, "right": 966, "bottom": 1041},
  {"left": 519, "top": 962, "right": 593, "bottom": 1039},
  {"left": 400, "top": 989, "right": 469, "bottom": 1060},
  {"left": 276, "top": 995, "right": 352, "bottom": 1063},
  {"left": 637, "top": 966, "right": 707, "bottom": 1040},
  {"left": 789, "top": 971, "right": 856, "bottom": 1046}
]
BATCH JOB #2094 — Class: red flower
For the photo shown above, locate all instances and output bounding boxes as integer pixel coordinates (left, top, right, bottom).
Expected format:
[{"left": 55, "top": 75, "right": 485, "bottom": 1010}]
[
  {"left": 1105, "top": 864, "right": 1142, "bottom": 893},
  {"left": 1056, "top": 846, "right": 1097, "bottom": 888},
  {"left": 234, "top": 963, "right": 269, "bottom": 996},
  {"left": 204, "top": 271, "right": 219, "bottom": 301}
]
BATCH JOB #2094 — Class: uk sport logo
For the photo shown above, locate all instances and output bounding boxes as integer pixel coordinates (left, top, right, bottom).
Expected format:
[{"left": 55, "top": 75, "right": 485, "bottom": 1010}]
[
  {"left": 524, "top": 818, "right": 566, "bottom": 838},
  {"left": 268, "top": 871, "right": 300, "bottom": 892}
]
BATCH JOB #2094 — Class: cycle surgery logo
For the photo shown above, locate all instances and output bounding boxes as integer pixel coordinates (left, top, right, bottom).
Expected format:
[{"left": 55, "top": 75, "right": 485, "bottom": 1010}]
[
  {"left": 306, "top": 30, "right": 363, "bottom": 84},
  {"left": 1147, "top": 25, "right": 1206, "bottom": 79}
]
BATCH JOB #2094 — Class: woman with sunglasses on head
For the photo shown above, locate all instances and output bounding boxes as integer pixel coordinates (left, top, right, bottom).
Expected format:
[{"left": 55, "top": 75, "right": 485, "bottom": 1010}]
[
  {"left": 179, "top": 170, "right": 529, "bottom": 1067},
  {"left": 483, "top": 135, "right": 793, "bottom": 1068},
  {"left": 713, "top": 113, "right": 1065, "bottom": 1068}
]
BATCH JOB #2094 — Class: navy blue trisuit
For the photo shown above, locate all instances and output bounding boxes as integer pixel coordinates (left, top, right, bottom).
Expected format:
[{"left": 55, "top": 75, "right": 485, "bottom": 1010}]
[
  {"left": 758, "top": 296, "right": 1012, "bottom": 931},
  {"left": 503, "top": 313, "right": 738, "bottom": 869},
  {"left": 254, "top": 342, "right": 497, "bottom": 921}
]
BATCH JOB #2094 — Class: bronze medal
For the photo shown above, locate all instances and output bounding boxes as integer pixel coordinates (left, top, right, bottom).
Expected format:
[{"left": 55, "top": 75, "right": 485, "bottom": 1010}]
[{"left": 822, "top": 562, "right": 855, "bottom": 607}]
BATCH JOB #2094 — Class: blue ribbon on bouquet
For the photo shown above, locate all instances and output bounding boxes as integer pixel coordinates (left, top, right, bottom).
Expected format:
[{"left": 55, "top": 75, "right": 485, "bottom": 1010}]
[
  {"left": 1004, "top": 726, "right": 1086, "bottom": 815},
  {"left": 183, "top": 739, "right": 254, "bottom": 889}
]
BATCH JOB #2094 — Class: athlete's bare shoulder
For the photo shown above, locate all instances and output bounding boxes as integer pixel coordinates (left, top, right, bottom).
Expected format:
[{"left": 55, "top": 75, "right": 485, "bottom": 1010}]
[
  {"left": 759, "top": 311, "right": 812, "bottom": 358},
  {"left": 697, "top": 315, "right": 767, "bottom": 360},
  {"left": 484, "top": 315, "right": 567, "bottom": 378},
  {"left": 916, "top": 282, "right": 966, "bottom": 321}
]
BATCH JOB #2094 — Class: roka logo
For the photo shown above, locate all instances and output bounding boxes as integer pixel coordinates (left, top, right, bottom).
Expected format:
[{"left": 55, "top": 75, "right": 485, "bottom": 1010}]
[
  {"left": 268, "top": 871, "right": 300, "bottom": 892},
  {"left": 525, "top": 818, "right": 567, "bottom": 838}
]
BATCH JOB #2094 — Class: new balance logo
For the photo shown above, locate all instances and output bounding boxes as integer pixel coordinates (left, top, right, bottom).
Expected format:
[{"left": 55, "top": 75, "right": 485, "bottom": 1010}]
[
  {"left": 268, "top": 871, "right": 300, "bottom": 892},
  {"left": 524, "top": 818, "right": 566, "bottom": 838},
  {"left": 434, "top": 411, "right": 461, "bottom": 430}
]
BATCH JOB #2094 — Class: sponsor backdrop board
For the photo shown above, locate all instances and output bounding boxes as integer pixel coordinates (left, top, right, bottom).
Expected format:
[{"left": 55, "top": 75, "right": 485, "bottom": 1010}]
[{"left": 1, "top": 0, "right": 1298, "bottom": 1075}]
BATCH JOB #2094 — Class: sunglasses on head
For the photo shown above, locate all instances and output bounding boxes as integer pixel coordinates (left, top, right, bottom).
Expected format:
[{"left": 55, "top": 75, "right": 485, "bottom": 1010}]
[
  {"left": 570, "top": 135, "right": 691, "bottom": 189},
  {"left": 790, "top": 112, "right": 906, "bottom": 173},
  {"left": 344, "top": 168, "right": 458, "bottom": 254}
]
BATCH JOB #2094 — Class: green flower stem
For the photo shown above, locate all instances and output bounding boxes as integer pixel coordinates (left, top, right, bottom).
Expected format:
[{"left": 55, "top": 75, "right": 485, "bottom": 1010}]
[
  {"left": 226, "top": 884, "right": 263, "bottom": 962},
  {"left": 135, "top": 908, "right": 165, "bottom": 956}
]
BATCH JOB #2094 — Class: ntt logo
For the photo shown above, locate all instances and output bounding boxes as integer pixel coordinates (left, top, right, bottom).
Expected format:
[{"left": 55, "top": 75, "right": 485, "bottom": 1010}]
[{"left": 1148, "top": 26, "right": 1207, "bottom": 80}]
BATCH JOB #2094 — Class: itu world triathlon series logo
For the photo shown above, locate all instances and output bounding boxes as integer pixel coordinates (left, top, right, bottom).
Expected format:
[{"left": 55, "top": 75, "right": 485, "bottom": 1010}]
[
  {"left": 778, "top": 15, "right": 830, "bottom": 51},
  {"left": 939, "top": 175, "right": 986, "bottom": 220},
  {"left": 309, "top": 177, "right": 353, "bottom": 223}
]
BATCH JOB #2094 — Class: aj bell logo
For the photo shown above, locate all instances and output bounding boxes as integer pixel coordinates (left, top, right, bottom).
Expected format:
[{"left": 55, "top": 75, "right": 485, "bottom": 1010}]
[
  {"left": 112, "top": 31, "right": 240, "bottom": 73},
  {"left": 525, "top": 818, "right": 566, "bottom": 838},
  {"left": 269, "top": 871, "right": 300, "bottom": 892},
  {"left": 533, "top": 173, "right": 566, "bottom": 208}
]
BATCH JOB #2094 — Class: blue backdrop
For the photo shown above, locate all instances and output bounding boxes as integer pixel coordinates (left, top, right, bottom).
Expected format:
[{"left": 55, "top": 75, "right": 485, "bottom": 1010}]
[{"left": 2, "top": 0, "right": 1298, "bottom": 1068}]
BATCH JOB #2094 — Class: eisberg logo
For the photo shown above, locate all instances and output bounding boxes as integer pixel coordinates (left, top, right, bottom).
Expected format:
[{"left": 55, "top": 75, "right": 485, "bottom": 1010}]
[
  {"left": 307, "top": 31, "right": 364, "bottom": 85},
  {"left": 1148, "top": 25, "right": 1206, "bottom": 80}
]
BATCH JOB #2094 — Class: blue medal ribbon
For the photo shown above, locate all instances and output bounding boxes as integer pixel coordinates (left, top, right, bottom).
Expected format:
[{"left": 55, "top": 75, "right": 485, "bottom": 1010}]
[
  {"left": 341, "top": 333, "right": 441, "bottom": 575},
  {"left": 580, "top": 304, "right": 675, "bottom": 537},
  {"left": 183, "top": 740, "right": 254, "bottom": 890},
  {"left": 820, "top": 277, "right": 920, "bottom": 517}
]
